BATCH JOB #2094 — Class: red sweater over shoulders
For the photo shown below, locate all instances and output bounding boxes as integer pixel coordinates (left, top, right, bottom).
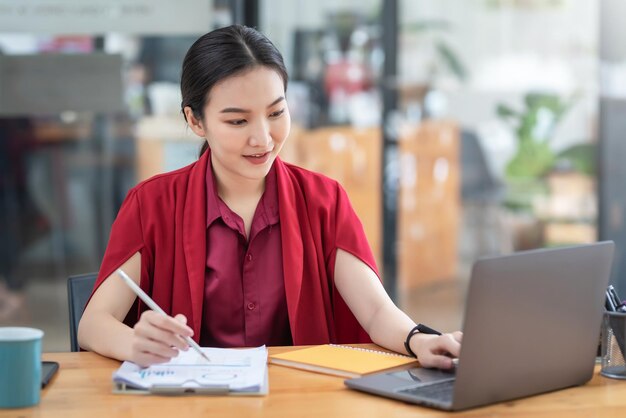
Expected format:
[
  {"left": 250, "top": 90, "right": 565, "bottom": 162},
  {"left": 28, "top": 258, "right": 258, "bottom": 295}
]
[{"left": 92, "top": 150, "right": 378, "bottom": 345}]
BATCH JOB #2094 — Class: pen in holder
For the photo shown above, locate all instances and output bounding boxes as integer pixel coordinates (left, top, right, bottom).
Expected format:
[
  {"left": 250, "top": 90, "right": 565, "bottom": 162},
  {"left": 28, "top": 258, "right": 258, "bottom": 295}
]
[{"left": 601, "top": 311, "right": 626, "bottom": 379}]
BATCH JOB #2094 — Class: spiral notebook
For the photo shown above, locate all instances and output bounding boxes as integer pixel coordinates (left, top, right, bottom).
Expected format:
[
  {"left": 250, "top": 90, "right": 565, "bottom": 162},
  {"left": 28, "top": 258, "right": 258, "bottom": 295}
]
[{"left": 269, "top": 345, "right": 418, "bottom": 378}]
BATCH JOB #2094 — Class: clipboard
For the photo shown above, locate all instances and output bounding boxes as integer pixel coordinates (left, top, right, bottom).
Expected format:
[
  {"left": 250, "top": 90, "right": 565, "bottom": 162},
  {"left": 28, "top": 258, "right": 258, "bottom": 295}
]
[
  {"left": 112, "top": 346, "right": 269, "bottom": 396},
  {"left": 113, "top": 369, "right": 269, "bottom": 396}
]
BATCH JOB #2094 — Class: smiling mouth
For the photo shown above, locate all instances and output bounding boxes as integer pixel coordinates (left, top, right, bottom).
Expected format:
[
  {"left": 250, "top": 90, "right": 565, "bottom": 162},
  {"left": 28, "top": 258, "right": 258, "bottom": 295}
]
[{"left": 245, "top": 151, "right": 271, "bottom": 158}]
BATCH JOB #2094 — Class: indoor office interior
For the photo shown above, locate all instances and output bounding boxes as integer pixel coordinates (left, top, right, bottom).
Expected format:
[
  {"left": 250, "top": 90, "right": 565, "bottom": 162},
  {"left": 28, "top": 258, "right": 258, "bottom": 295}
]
[{"left": 0, "top": 0, "right": 624, "bottom": 352}]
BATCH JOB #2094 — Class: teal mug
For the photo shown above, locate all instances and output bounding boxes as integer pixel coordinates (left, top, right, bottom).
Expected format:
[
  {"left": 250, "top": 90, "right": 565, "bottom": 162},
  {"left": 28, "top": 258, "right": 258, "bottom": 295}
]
[{"left": 0, "top": 327, "right": 44, "bottom": 408}]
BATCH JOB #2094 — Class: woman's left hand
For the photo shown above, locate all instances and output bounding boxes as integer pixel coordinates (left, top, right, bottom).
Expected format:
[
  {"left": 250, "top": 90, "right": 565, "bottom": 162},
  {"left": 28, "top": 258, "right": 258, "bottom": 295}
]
[{"left": 410, "top": 331, "right": 463, "bottom": 369}]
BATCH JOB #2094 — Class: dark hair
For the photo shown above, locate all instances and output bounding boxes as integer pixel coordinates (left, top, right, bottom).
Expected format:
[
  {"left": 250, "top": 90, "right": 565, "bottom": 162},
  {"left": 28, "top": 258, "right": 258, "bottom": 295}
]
[{"left": 180, "top": 25, "right": 289, "bottom": 157}]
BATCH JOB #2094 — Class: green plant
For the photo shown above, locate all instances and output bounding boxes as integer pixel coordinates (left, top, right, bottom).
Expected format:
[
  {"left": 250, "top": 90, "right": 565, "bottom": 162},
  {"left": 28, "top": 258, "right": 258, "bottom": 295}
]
[
  {"left": 403, "top": 20, "right": 469, "bottom": 82},
  {"left": 496, "top": 92, "right": 572, "bottom": 179}
]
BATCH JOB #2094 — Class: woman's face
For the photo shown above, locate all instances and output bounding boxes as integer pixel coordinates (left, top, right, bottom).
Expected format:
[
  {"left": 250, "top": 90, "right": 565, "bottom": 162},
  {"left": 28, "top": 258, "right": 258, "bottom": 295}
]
[{"left": 188, "top": 66, "right": 290, "bottom": 186}]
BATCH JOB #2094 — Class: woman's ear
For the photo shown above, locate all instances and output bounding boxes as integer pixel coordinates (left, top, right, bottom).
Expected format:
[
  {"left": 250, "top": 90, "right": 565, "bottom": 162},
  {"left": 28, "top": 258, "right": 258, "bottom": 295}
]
[{"left": 183, "top": 106, "right": 206, "bottom": 138}]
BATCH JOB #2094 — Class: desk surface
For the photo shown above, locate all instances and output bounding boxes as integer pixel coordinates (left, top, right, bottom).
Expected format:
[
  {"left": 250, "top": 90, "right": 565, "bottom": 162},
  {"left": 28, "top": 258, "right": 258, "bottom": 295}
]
[{"left": 2, "top": 346, "right": 625, "bottom": 417}]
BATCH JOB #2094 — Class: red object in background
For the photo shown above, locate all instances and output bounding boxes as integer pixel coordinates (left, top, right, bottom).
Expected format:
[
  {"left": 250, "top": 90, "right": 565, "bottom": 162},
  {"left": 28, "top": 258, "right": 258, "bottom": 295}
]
[
  {"left": 324, "top": 59, "right": 373, "bottom": 96},
  {"left": 38, "top": 36, "right": 93, "bottom": 53}
]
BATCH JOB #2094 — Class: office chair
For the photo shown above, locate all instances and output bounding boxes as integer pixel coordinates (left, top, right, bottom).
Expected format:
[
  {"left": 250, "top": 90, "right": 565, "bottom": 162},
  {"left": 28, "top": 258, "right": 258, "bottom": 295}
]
[
  {"left": 459, "top": 130, "right": 511, "bottom": 258},
  {"left": 67, "top": 273, "right": 97, "bottom": 352},
  {"left": 460, "top": 130, "right": 503, "bottom": 203}
]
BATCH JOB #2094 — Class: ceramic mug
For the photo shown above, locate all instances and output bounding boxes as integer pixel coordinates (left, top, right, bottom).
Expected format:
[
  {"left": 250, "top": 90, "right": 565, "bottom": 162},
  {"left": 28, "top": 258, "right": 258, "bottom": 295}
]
[{"left": 0, "top": 327, "right": 44, "bottom": 408}]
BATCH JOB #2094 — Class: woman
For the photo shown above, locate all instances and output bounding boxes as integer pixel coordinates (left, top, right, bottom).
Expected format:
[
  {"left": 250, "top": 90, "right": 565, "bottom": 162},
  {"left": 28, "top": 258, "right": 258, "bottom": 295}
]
[{"left": 78, "top": 25, "right": 462, "bottom": 368}]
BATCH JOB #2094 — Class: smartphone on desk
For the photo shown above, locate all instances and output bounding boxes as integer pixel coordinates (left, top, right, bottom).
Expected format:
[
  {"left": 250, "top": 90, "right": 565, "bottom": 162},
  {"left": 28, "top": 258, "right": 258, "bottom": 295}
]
[{"left": 42, "top": 361, "right": 59, "bottom": 388}]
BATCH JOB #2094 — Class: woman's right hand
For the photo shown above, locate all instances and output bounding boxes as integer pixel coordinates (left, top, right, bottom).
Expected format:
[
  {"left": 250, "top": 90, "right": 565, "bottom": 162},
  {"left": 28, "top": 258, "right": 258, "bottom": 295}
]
[{"left": 130, "top": 311, "right": 194, "bottom": 367}]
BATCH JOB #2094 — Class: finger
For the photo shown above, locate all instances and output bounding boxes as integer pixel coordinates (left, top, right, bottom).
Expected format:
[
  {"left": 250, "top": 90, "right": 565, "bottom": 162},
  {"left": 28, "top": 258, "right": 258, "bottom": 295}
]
[
  {"left": 435, "top": 333, "right": 462, "bottom": 358},
  {"left": 133, "top": 337, "right": 180, "bottom": 359},
  {"left": 172, "top": 315, "right": 192, "bottom": 344},
  {"left": 451, "top": 331, "right": 463, "bottom": 343},
  {"left": 134, "top": 352, "right": 172, "bottom": 368},
  {"left": 135, "top": 321, "right": 189, "bottom": 351},
  {"left": 142, "top": 311, "right": 194, "bottom": 337},
  {"left": 174, "top": 314, "right": 187, "bottom": 325},
  {"left": 135, "top": 314, "right": 189, "bottom": 348},
  {"left": 426, "top": 354, "right": 456, "bottom": 370}
]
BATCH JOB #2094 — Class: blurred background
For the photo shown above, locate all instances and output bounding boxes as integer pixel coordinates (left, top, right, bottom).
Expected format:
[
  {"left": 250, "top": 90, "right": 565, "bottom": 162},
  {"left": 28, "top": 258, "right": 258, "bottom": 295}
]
[{"left": 1, "top": 0, "right": 625, "bottom": 351}]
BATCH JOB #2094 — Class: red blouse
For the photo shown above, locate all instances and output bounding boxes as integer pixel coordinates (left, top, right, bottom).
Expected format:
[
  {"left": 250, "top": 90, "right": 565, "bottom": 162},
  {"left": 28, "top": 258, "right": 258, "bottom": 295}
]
[
  {"left": 91, "top": 150, "right": 377, "bottom": 346},
  {"left": 202, "top": 162, "right": 291, "bottom": 347}
]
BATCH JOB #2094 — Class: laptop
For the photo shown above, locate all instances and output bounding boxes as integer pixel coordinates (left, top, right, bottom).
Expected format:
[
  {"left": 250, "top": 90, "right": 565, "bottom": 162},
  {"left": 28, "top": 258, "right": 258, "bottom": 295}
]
[{"left": 345, "top": 241, "right": 615, "bottom": 411}]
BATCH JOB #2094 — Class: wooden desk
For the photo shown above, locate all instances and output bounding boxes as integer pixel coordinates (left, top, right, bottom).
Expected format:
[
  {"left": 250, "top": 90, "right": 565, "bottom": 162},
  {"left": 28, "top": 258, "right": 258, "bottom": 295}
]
[{"left": 2, "top": 347, "right": 625, "bottom": 417}]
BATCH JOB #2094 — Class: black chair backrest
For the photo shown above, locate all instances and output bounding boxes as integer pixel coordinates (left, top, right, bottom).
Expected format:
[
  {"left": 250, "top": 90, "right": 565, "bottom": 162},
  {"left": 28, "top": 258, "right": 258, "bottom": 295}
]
[
  {"left": 67, "top": 273, "right": 97, "bottom": 352},
  {"left": 460, "top": 129, "right": 503, "bottom": 202}
]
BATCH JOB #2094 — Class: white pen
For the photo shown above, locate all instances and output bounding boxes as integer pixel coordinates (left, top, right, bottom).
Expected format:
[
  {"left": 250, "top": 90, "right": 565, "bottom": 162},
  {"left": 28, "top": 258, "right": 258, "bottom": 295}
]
[{"left": 116, "top": 268, "right": 211, "bottom": 364}]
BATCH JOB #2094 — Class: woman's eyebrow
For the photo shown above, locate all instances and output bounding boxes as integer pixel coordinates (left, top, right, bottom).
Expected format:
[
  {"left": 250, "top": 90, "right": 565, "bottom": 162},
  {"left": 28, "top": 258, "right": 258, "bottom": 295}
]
[{"left": 220, "top": 96, "right": 285, "bottom": 114}]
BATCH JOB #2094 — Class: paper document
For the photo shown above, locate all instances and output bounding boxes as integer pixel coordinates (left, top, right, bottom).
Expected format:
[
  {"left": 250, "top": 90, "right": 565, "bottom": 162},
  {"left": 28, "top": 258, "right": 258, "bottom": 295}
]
[{"left": 113, "top": 345, "right": 268, "bottom": 395}]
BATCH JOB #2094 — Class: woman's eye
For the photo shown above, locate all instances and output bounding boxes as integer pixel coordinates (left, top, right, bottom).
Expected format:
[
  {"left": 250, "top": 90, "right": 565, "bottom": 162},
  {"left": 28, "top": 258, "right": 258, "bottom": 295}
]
[
  {"left": 228, "top": 119, "right": 247, "bottom": 126},
  {"left": 270, "top": 109, "right": 285, "bottom": 118}
]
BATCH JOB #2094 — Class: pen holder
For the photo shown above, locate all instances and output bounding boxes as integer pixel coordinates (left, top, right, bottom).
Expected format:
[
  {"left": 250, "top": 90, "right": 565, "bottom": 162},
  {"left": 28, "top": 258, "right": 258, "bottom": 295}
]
[{"left": 601, "top": 311, "right": 626, "bottom": 379}]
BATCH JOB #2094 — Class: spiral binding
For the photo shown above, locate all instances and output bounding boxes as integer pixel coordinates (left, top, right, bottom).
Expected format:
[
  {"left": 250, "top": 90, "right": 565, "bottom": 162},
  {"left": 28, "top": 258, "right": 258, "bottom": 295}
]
[{"left": 328, "top": 344, "right": 413, "bottom": 359}]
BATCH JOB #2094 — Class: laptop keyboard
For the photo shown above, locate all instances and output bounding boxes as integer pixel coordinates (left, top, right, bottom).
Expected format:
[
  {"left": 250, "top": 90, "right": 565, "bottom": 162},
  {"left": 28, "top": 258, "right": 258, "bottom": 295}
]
[{"left": 397, "top": 380, "right": 455, "bottom": 404}]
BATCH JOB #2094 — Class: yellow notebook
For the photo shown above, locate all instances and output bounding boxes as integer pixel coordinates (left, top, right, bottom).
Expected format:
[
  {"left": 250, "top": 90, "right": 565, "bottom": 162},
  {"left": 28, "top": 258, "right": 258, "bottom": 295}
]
[{"left": 269, "top": 344, "right": 418, "bottom": 378}]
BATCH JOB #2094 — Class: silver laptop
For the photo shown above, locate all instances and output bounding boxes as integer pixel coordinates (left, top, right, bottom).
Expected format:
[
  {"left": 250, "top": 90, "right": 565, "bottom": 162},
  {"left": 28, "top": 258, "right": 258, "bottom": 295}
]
[{"left": 345, "top": 242, "right": 614, "bottom": 411}]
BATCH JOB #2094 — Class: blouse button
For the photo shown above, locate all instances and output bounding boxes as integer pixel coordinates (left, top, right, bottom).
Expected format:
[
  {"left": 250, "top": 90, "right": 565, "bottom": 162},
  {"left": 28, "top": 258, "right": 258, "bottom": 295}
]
[
  {"left": 247, "top": 302, "right": 255, "bottom": 310},
  {"left": 247, "top": 254, "right": 253, "bottom": 262}
]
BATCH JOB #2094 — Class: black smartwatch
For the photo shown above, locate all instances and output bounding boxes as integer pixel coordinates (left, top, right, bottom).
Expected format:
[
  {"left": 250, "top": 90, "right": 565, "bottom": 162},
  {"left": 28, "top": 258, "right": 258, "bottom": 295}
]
[{"left": 404, "top": 323, "right": 442, "bottom": 358}]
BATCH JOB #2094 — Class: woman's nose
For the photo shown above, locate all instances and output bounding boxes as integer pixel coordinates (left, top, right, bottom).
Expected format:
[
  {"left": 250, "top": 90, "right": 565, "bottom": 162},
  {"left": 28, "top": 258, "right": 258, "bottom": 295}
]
[{"left": 249, "top": 122, "right": 272, "bottom": 147}]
